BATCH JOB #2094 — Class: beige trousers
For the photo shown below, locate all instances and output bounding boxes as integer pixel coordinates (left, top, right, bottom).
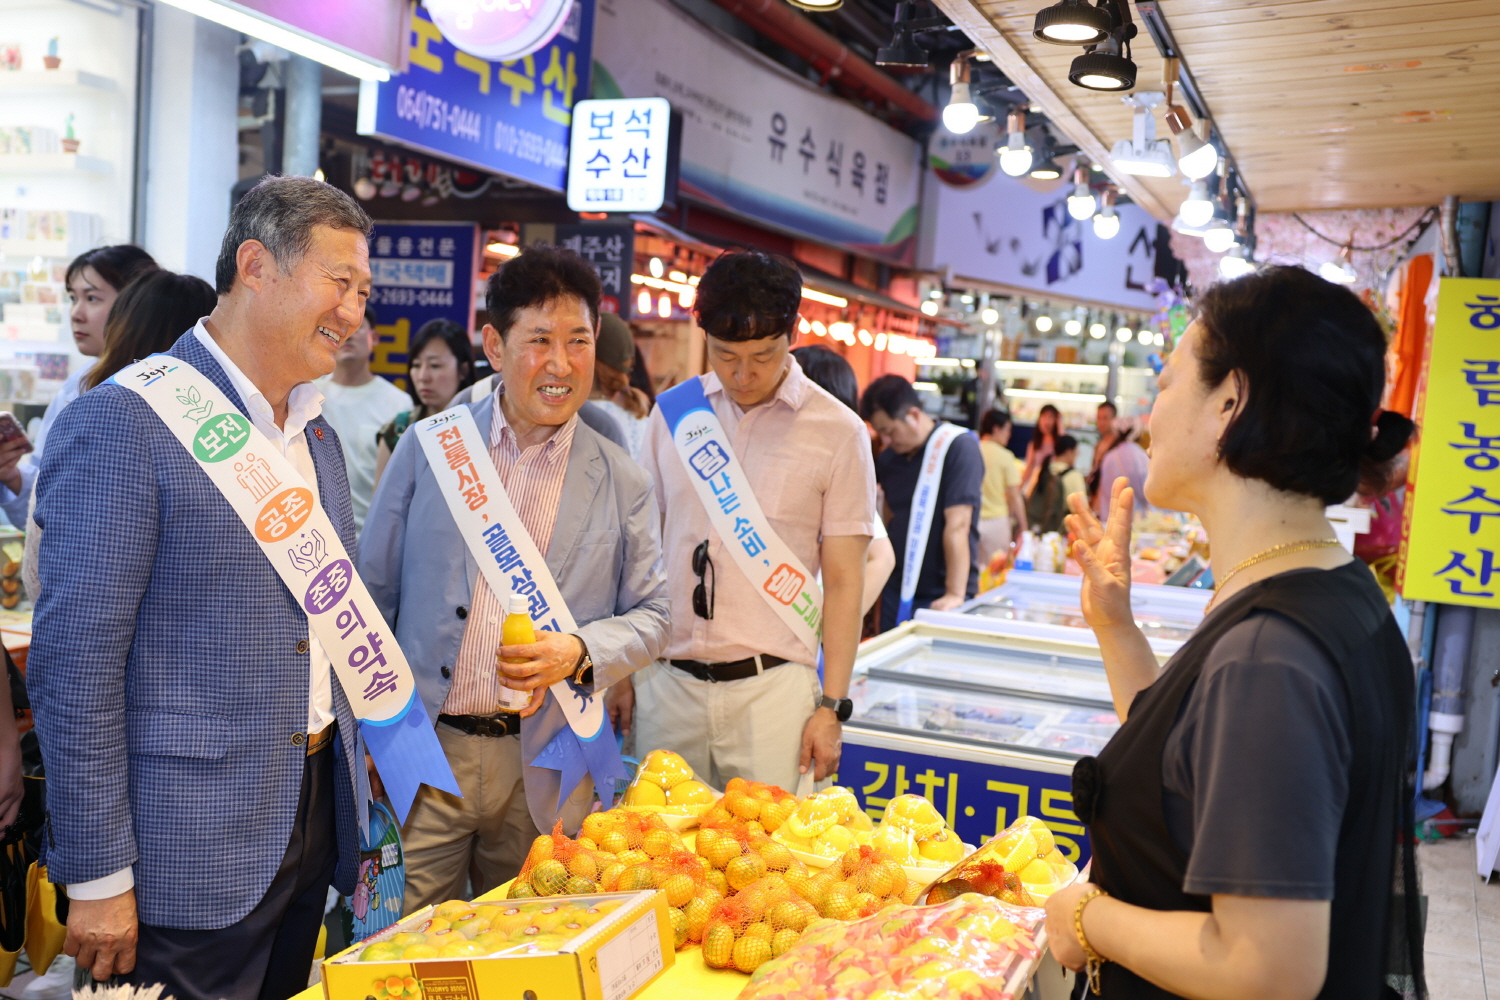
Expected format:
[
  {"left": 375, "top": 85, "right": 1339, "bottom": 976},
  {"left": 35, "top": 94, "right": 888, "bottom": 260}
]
[
  {"left": 631, "top": 659, "right": 821, "bottom": 792},
  {"left": 399, "top": 723, "right": 540, "bottom": 914}
]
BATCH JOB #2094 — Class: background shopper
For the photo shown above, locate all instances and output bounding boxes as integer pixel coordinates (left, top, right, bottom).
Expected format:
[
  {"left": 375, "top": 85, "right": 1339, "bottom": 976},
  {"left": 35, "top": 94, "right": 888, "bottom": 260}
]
[
  {"left": 1028, "top": 434, "right": 1086, "bottom": 535},
  {"left": 82, "top": 270, "right": 218, "bottom": 389},
  {"left": 1095, "top": 416, "right": 1152, "bottom": 524},
  {"left": 977, "top": 409, "right": 1027, "bottom": 562},
  {"left": 1022, "top": 402, "right": 1061, "bottom": 495},
  {"left": 1046, "top": 266, "right": 1422, "bottom": 999},
  {"left": 626, "top": 251, "right": 877, "bottom": 791},
  {"left": 861, "top": 375, "right": 984, "bottom": 627},
  {"left": 374, "top": 318, "right": 474, "bottom": 485},
  {"left": 314, "top": 303, "right": 410, "bottom": 532},
  {"left": 590, "top": 313, "right": 651, "bottom": 459},
  {"left": 0, "top": 245, "right": 159, "bottom": 526}
]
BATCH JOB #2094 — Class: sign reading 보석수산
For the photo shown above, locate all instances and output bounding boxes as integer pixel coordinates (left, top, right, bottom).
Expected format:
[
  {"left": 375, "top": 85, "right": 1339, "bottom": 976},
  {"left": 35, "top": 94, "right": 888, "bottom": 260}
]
[
  {"left": 1400, "top": 277, "right": 1500, "bottom": 607},
  {"left": 556, "top": 222, "right": 634, "bottom": 319},
  {"left": 368, "top": 222, "right": 477, "bottom": 391},
  {"left": 566, "top": 97, "right": 673, "bottom": 214},
  {"left": 839, "top": 740, "right": 1091, "bottom": 864},
  {"left": 592, "top": 0, "right": 921, "bottom": 263},
  {"left": 111, "top": 355, "right": 460, "bottom": 822},
  {"left": 357, "top": 2, "right": 593, "bottom": 192}
]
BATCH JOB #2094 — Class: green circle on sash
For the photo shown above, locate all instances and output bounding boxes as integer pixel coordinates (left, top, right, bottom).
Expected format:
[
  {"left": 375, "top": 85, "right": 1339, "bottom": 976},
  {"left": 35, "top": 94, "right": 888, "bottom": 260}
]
[{"left": 192, "top": 413, "right": 252, "bottom": 463}]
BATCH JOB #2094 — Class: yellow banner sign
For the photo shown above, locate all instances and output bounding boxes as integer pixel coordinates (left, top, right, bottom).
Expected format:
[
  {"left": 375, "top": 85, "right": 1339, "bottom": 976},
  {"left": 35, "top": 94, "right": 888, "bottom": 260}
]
[{"left": 1401, "top": 277, "right": 1500, "bottom": 606}]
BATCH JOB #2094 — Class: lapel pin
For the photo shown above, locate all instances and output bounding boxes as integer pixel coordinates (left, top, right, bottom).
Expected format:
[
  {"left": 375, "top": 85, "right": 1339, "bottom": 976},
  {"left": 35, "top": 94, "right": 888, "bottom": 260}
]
[{"left": 314, "top": 427, "right": 324, "bottom": 440}]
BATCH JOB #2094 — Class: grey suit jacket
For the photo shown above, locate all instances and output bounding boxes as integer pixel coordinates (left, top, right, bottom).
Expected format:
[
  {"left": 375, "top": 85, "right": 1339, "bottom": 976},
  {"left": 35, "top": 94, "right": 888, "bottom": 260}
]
[{"left": 360, "top": 391, "right": 669, "bottom": 832}]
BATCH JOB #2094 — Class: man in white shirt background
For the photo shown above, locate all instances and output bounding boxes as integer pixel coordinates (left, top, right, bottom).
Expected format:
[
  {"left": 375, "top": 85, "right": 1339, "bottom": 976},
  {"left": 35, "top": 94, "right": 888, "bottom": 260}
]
[{"left": 315, "top": 303, "right": 411, "bottom": 532}]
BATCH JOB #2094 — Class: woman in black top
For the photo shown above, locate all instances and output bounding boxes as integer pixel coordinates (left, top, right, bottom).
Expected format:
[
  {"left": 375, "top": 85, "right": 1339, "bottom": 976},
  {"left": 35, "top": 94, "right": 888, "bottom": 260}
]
[{"left": 1044, "top": 266, "right": 1423, "bottom": 1000}]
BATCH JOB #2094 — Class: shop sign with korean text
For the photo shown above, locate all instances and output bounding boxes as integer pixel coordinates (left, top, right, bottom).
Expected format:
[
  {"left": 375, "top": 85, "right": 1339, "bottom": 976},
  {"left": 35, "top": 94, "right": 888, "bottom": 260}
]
[
  {"left": 357, "top": 1, "right": 594, "bottom": 192},
  {"left": 556, "top": 222, "right": 634, "bottom": 319},
  {"left": 566, "top": 97, "right": 673, "bottom": 213},
  {"left": 239, "top": 0, "right": 407, "bottom": 71},
  {"left": 592, "top": 0, "right": 921, "bottom": 264},
  {"left": 367, "top": 222, "right": 478, "bottom": 390},
  {"left": 1401, "top": 277, "right": 1500, "bottom": 607}
]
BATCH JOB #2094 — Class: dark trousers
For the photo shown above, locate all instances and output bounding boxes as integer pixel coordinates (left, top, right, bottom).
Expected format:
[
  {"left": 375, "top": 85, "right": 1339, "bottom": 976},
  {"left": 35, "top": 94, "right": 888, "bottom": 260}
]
[{"left": 124, "top": 741, "right": 337, "bottom": 1000}]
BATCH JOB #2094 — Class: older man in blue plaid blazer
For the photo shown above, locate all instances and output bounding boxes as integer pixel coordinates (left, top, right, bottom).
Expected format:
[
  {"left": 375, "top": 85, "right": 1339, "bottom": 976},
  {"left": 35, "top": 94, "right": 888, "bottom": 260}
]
[{"left": 28, "top": 177, "right": 377, "bottom": 1000}]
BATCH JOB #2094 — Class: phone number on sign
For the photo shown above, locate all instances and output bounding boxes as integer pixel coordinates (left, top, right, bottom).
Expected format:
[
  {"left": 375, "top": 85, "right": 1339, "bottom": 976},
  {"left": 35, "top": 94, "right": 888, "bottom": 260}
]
[{"left": 372, "top": 288, "right": 455, "bottom": 307}]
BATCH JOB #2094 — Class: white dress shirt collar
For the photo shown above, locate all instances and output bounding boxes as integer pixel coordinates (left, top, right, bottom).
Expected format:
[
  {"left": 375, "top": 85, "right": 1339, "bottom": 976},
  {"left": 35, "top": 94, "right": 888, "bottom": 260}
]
[{"left": 192, "top": 320, "right": 324, "bottom": 436}]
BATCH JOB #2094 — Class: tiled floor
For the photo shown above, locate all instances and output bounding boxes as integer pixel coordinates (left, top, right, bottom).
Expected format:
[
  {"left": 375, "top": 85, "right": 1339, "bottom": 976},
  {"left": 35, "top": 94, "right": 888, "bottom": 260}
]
[{"left": 1425, "top": 835, "right": 1500, "bottom": 999}]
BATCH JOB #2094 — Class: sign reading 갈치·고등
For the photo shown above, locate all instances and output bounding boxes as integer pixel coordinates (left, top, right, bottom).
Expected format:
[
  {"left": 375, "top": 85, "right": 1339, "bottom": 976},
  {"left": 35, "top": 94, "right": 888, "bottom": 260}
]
[
  {"left": 566, "top": 97, "right": 673, "bottom": 213},
  {"left": 1400, "top": 277, "right": 1500, "bottom": 607}
]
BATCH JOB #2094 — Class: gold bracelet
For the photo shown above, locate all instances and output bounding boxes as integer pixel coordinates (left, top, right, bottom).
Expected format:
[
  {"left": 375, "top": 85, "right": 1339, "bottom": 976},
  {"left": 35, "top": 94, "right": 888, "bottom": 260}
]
[{"left": 1073, "top": 887, "right": 1109, "bottom": 995}]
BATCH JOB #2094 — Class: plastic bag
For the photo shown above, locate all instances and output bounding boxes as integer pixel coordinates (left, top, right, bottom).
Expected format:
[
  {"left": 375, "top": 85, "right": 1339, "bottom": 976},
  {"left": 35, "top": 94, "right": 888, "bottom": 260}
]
[
  {"left": 923, "top": 815, "right": 1077, "bottom": 905},
  {"left": 772, "top": 786, "right": 874, "bottom": 859},
  {"left": 701, "top": 874, "right": 820, "bottom": 973},
  {"left": 738, "top": 892, "right": 1044, "bottom": 1000},
  {"left": 619, "top": 749, "right": 717, "bottom": 818}
]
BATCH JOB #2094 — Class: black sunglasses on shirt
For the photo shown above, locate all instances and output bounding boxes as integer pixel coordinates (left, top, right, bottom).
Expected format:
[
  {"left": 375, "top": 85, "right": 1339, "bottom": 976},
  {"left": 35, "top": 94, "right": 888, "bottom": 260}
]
[{"left": 692, "top": 539, "right": 715, "bottom": 619}]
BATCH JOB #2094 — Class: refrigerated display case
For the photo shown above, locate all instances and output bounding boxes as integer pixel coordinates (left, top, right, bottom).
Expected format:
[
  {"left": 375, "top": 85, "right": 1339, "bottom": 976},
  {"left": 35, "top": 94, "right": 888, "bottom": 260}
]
[
  {"left": 914, "top": 569, "right": 1211, "bottom": 655},
  {"left": 840, "top": 622, "right": 1166, "bottom": 866}
]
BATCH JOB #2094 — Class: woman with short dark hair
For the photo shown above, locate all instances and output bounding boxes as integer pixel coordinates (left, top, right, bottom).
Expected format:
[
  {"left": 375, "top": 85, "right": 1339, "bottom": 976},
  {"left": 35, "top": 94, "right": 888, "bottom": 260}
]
[{"left": 1046, "top": 266, "right": 1422, "bottom": 1000}]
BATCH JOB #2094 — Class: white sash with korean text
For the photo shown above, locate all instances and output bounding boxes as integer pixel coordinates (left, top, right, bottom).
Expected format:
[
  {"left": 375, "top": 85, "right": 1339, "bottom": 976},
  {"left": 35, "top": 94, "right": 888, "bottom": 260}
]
[
  {"left": 898, "top": 422, "right": 966, "bottom": 624},
  {"left": 411, "top": 405, "right": 605, "bottom": 740},
  {"left": 112, "top": 355, "right": 459, "bottom": 821},
  {"left": 656, "top": 376, "right": 823, "bottom": 657}
]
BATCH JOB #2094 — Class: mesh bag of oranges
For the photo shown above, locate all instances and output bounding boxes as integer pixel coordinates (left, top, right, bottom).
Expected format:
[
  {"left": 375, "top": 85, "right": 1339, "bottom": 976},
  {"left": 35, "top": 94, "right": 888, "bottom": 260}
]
[
  {"left": 771, "top": 786, "right": 873, "bottom": 860},
  {"left": 737, "top": 892, "right": 1044, "bottom": 1000},
  {"left": 509, "top": 822, "right": 618, "bottom": 899},
  {"left": 578, "top": 807, "right": 688, "bottom": 860},
  {"left": 698, "top": 777, "right": 797, "bottom": 836},
  {"left": 593, "top": 847, "right": 721, "bottom": 948},
  {"left": 694, "top": 822, "right": 807, "bottom": 899},
  {"left": 795, "top": 845, "right": 918, "bottom": 920},
  {"left": 701, "top": 874, "right": 821, "bottom": 974},
  {"left": 922, "top": 816, "right": 1076, "bottom": 905},
  {"left": 619, "top": 749, "right": 718, "bottom": 822}
]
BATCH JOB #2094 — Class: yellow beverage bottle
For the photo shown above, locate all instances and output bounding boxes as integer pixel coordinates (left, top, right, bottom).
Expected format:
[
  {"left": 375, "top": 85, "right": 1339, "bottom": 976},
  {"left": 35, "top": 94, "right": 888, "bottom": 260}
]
[{"left": 497, "top": 593, "right": 535, "bottom": 713}]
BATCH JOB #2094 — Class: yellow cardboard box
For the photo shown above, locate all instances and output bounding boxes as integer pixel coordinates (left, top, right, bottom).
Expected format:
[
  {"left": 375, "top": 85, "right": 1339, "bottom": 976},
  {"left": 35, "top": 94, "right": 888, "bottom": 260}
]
[{"left": 323, "top": 891, "right": 674, "bottom": 1000}]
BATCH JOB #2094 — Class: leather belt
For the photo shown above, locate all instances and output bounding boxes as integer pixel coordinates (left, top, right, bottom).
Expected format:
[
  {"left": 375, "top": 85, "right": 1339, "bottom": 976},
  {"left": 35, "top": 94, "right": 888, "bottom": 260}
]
[
  {"left": 668, "top": 654, "right": 789, "bottom": 683},
  {"left": 306, "top": 725, "right": 336, "bottom": 757},
  {"left": 438, "top": 712, "right": 522, "bottom": 738}
]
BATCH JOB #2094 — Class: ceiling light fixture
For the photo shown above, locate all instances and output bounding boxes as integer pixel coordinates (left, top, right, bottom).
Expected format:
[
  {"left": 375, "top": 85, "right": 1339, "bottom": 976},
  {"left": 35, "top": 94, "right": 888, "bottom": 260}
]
[
  {"left": 1068, "top": 1, "right": 1137, "bottom": 92},
  {"left": 1036, "top": 315, "right": 1054, "bottom": 332},
  {"left": 1110, "top": 94, "right": 1175, "bottom": 177},
  {"left": 943, "top": 55, "right": 983, "bottom": 134},
  {"left": 785, "top": 0, "right": 842, "bottom": 14},
  {"left": 920, "top": 300, "right": 940, "bottom": 316},
  {"left": 1161, "top": 59, "right": 1218, "bottom": 180},
  {"left": 1089, "top": 322, "right": 1106, "bottom": 339},
  {"left": 1093, "top": 187, "right": 1120, "bottom": 239},
  {"left": 1116, "top": 327, "right": 1132, "bottom": 342},
  {"left": 876, "top": 1, "right": 947, "bottom": 69},
  {"left": 156, "top": 0, "right": 392, "bottom": 79},
  {"left": 1203, "top": 191, "right": 1242, "bottom": 253},
  {"left": 998, "top": 110, "right": 1035, "bottom": 177},
  {"left": 1033, "top": 0, "right": 1110, "bottom": 44},
  {"left": 1067, "top": 165, "right": 1097, "bottom": 221},
  {"left": 1030, "top": 160, "right": 1063, "bottom": 180},
  {"left": 1065, "top": 319, "right": 1082, "bottom": 336},
  {"left": 1319, "top": 244, "right": 1358, "bottom": 284},
  {"left": 1178, "top": 179, "right": 1214, "bottom": 229},
  {"left": 1219, "top": 244, "right": 1254, "bottom": 280},
  {"left": 981, "top": 307, "right": 1000, "bottom": 325}
]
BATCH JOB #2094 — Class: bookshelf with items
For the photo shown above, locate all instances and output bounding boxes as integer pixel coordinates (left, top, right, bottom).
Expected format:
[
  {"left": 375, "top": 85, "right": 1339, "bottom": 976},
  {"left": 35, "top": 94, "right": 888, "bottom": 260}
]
[{"left": 0, "top": 1, "right": 142, "bottom": 431}]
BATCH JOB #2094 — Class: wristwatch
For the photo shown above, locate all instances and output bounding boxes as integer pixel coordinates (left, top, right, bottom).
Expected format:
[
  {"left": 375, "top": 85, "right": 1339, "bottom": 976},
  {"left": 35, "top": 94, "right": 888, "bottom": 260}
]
[
  {"left": 819, "top": 695, "right": 853, "bottom": 722},
  {"left": 571, "top": 639, "right": 594, "bottom": 688}
]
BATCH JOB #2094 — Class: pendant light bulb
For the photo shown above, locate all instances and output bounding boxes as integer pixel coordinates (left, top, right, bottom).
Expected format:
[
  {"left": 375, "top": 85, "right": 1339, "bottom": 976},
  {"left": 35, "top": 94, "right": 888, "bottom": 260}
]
[
  {"left": 1202, "top": 226, "right": 1237, "bottom": 254},
  {"left": 998, "top": 111, "right": 1034, "bottom": 177},
  {"left": 1219, "top": 246, "right": 1254, "bottom": 280},
  {"left": 1066, "top": 167, "right": 1096, "bottom": 221},
  {"left": 1179, "top": 180, "right": 1214, "bottom": 229},
  {"left": 1093, "top": 188, "right": 1119, "bottom": 239},
  {"left": 943, "top": 58, "right": 982, "bottom": 135},
  {"left": 1178, "top": 131, "right": 1219, "bottom": 180},
  {"left": 1319, "top": 245, "right": 1357, "bottom": 284}
]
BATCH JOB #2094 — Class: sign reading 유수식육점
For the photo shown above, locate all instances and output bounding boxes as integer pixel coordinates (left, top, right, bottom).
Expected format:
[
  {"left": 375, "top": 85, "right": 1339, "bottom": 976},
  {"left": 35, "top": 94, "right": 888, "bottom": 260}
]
[
  {"left": 566, "top": 98, "right": 672, "bottom": 213},
  {"left": 1400, "top": 277, "right": 1500, "bottom": 607}
]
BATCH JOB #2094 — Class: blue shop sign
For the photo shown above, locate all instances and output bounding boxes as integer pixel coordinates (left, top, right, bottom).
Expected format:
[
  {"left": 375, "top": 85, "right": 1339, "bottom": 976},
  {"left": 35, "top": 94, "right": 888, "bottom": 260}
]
[
  {"left": 357, "top": 1, "right": 594, "bottom": 192},
  {"left": 368, "top": 222, "right": 478, "bottom": 391},
  {"left": 838, "top": 738, "right": 1091, "bottom": 865}
]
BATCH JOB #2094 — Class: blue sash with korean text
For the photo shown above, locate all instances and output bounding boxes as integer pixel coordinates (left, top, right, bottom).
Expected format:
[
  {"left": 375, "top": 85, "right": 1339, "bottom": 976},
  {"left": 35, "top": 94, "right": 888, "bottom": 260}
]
[
  {"left": 412, "top": 406, "right": 625, "bottom": 804},
  {"left": 657, "top": 376, "right": 823, "bottom": 657},
  {"left": 898, "top": 422, "right": 966, "bottom": 623},
  {"left": 113, "top": 355, "right": 460, "bottom": 823}
]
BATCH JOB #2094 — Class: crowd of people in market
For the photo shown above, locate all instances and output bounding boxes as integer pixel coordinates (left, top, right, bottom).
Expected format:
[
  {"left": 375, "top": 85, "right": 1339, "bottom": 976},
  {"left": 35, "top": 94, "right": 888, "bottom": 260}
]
[{"left": 1, "top": 175, "right": 1426, "bottom": 1000}]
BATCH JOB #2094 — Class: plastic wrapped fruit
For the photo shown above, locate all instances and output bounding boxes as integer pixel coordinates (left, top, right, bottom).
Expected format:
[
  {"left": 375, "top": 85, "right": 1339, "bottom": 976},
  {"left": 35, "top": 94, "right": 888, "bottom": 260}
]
[
  {"left": 622, "top": 750, "right": 717, "bottom": 822},
  {"left": 700, "top": 876, "right": 820, "bottom": 974},
  {"left": 350, "top": 898, "right": 627, "bottom": 962},
  {"left": 872, "top": 794, "right": 972, "bottom": 872},
  {"left": 773, "top": 787, "right": 874, "bottom": 860},
  {"left": 736, "top": 892, "right": 1044, "bottom": 1000},
  {"left": 882, "top": 794, "right": 945, "bottom": 839},
  {"left": 923, "top": 815, "right": 1077, "bottom": 905}
]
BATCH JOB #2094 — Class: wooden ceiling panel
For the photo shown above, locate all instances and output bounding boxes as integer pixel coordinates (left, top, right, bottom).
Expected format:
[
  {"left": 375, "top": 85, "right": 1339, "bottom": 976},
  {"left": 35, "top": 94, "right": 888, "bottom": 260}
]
[{"left": 932, "top": 0, "right": 1500, "bottom": 215}]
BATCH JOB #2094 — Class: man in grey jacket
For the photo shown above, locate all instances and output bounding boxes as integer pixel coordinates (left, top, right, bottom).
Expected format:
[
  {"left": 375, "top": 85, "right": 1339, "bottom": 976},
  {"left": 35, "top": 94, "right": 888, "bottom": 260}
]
[{"left": 361, "top": 246, "right": 669, "bottom": 910}]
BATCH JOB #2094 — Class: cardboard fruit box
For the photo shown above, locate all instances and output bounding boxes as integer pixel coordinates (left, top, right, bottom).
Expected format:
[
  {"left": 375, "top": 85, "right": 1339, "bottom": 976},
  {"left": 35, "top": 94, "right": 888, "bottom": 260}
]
[{"left": 323, "top": 890, "right": 674, "bottom": 1000}]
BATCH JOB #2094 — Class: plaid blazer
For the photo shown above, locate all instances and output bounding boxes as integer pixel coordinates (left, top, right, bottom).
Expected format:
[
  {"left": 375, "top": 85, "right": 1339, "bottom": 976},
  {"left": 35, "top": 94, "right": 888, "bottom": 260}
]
[{"left": 27, "top": 330, "right": 365, "bottom": 930}]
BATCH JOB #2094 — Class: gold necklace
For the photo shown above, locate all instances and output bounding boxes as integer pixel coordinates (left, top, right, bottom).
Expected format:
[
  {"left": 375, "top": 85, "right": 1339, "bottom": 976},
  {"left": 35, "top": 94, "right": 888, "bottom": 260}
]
[{"left": 1206, "top": 538, "right": 1344, "bottom": 611}]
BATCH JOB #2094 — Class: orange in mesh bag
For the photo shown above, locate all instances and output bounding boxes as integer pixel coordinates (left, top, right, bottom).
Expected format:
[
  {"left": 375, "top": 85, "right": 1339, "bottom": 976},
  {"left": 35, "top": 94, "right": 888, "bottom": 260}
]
[
  {"left": 578, "top": 807, "right": 686, "bottom": 861},
  {"left": 700, "top": 777, "right": 797, "bottom": 835},
  {"left": 598, "top": 848, "right": 722, "bottom": 948},
  {"left": 694, "top": 821, "right": 806, "bottom": 898},
  {"left": 798, "top": 846, "right": 914, "bottom": 920},
  {"left": 509, "top": 821, "right": 615, "bottom": 899},
  {"left": 700, "top": 875, "right": 820, "bottom": 974},
  {"left": 738, "top": 892, "right": 1044, "bottom": 1000}
]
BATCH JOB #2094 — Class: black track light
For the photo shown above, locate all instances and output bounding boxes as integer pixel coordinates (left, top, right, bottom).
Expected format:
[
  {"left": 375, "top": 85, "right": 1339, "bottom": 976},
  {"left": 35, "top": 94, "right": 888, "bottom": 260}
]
[
  {"left": 1066, "top": 0, "right": 1136, "bottom": 92},
  {"left": 875, "top": 2, "right": 949, "bottom": 69},
  {"left": 1033, "top": 0, "right": 1110, "bottom": 45}
]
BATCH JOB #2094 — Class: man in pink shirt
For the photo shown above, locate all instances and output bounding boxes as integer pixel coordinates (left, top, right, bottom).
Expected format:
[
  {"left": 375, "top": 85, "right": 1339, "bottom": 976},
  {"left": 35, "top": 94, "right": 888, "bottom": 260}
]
[{"left": 617, "top": 251, "right": 878, "bottom": 791}]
